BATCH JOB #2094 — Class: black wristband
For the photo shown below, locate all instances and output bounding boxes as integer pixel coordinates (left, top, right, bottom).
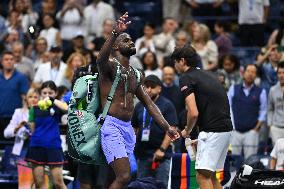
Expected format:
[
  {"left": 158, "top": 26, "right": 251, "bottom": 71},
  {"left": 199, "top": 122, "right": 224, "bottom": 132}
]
[
  {"left": 159, "top": 147, "right": 166, "bottom": 153},
  {"left": 112, "top": 30, "right": 119, "bottom": 37},
  {"left": 49, "top": 97, "right": 55, "bottom": 104}
]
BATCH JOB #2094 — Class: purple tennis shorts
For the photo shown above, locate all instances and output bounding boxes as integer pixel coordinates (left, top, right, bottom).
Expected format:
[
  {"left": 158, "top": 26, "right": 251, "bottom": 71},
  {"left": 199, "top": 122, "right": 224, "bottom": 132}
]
[{"left": 100, "top": 115, "right": 136, "bottom": 164}]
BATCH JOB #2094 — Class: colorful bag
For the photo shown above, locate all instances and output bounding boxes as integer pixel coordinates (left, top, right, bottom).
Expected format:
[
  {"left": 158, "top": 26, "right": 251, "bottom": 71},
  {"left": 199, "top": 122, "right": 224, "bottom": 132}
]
[{"left": 67, "top": 64, "right": 141, "bottom": 165}]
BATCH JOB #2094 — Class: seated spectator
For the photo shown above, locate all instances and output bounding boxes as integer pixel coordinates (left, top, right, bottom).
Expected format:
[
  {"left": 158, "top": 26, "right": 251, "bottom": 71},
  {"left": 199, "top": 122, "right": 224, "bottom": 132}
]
[
  {"left": 39, "top": 13, "right": 61, "bottom": 50},
  {"left": 36, "top": 0, "right": 58, "bottom": 30},
  {"left": 153, "top": 17, "right": 177, "bottom": 67},
  {"left": 183, "top": 20, "right": 198, "bottom": 40},
  {"left": 214, "top": 20, "right": 232, "bottom": 60},
  {"left": 161, "top": 66, "right": 184, "bottom": 115},
  {"left": 33, "top": 46, "right": 66, "bottom": 88},
  {"left": 62, "top": 31, "right": 88, "bottom": 62},
  {"left": 141, "top": 51, "right": 162, "bottom": 79},
  {"left": 2, "top": 29, "right": 20, "bottom": 52},
  {"left": 10, "top": 0, "right": 38, "bottom": 33},
  {"left": 218, "top": 54, "right": 242, "bottom": 91},
  {"left": 192, "top": 23, "right": 218, "bottom": 71},
  {"left": 56, "top": 0, "right": 84, "bottom": 51},
  {"left": 12, "top": 41, "right": 34, "bottom": 82},
  {"left": 32, "top": 37, "right": 49, "bottom": 71},
  {"left": 270, "top": 138, "right": 284, "bottom": 171},
  {"left": 60, "top": 52, "right": 87, "bottom": 90},
  {"left": 163, "top": 30, "right": 190, "bottom": 68},
  {"left": 4, "top": 88, "right": 39, "bottom": 157},
  {"left": 135, "top": 23, "right": 156, "bottom": 58},
  {"left": 5, "top": 9, "right": 24, "bottom": 41}
]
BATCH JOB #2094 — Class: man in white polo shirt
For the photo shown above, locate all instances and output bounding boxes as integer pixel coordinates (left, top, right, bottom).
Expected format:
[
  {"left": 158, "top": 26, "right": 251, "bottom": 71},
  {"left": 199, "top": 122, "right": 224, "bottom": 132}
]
[{"left": 33, "top": 46, "right": 66, "bottom": 88}]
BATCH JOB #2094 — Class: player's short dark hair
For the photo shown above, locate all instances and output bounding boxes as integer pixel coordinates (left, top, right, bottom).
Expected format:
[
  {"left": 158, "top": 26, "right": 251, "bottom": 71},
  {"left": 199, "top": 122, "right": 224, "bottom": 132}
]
[{"left": 171, "top": 44, "right": 199, "bottom": 68}]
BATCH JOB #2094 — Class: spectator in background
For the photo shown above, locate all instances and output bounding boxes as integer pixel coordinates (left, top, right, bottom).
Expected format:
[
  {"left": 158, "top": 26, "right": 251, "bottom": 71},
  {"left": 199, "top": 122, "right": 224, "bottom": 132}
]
[
  {"left": 161, "top": 66, "right": 184, "bottom": 115},
  {"left": 135, "top": 23, "right": 156, "bottom": 58},
  {"left": 0, "top": 51, "right": 29, "bottom": 149},
  {"left": 39, "top": 13, "right": 61, "bottom": 50},
  {"left": 163, "top": 30, "right": 191, "bottom": 68},
  {"left": 132, "top": 75, "right": 178, "bottom": 188},
  {"left": 12, "top": 41, "right": 34, "bottom": 82},
  {"left": 268, "top": 62, "right": 284, "bottom": 145},
  {"left": 163, "top": 0, "right": 182, "bottom": 22},
  {"left": 141, "top": 51, "right": 162, "bottom": 79},
  {"left": 228, "top": 64, "right": 267, "bottom": 160},
  {"left": 192, "top": 23, "right": 218, "bottom": 71},
  {"left": 33, "top": 46, "right": 66, "bottom": 88},
  {"left": 26, "top": 81, "right": 67, "bottom": 189},
  {"left": 88, "top": 18, "right": 114, "bottom": 58},
  {"left": 84, "top": 0, "right": 114, "bottom": 42},
  {"left": 214, "top": 20, "right": 232, "bottom": 60},
  {"left": 153, "top": 17, "right": 177, "bottom": 67},
  {"left": 32, "top": 37, "right": 49, "bottom": 71},
  {"left": 10, "top": 0, "right": 38, "bottom": 33},
  {"left": 4, "top": 88, "right": 39, "bottom": 157},
  {"left": 270, "top": 138, "right": 284, "bottom": 171},
  {"left": 218, "top": 54, "right": 242, "bottom": 91},
  {"left": 267, "top": 19, "right": 284, "bottom": 48},
  {"left": 5, "top": 9, "right": 24, "bottom": 41},
  {"left": 183, "top": 20, "right": 199, "bottom": 40},
  {"left": 3, "top": 29, "right": 20, "bottom": 52},
  {"left": 62, "top": 31, "right": 88, "bottom": 62},
  {"left": 256, "top": 45, "right": 283, "bottom": 93},
  {"left": 56, "top": 0, "right": 84, "bottom": 51},
  {"left": 60, "top": 52, "right": 87, "bottom": 90},
  {"left": 238, "top": 0, "right": 270, "bottom": 47},
  {"left": 36, "top": 0, "right": 57, "bottom": 30}
]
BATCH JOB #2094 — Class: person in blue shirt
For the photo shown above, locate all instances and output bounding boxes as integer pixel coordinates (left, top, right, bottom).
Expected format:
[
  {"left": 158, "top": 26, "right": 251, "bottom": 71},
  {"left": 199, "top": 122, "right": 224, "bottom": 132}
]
[
  {"left": 0, "top": 51, "right": 29, "bottom": 149},
  {"left": 26, "top": 81, "right": 68, "bottom": 189},
  {"left": 132, "top": 75, "right": 178, "bottom": 188}
]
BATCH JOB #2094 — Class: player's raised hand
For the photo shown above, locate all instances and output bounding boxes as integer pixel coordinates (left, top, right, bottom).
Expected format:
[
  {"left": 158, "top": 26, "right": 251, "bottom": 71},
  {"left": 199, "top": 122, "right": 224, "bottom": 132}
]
[{"left": 114, "top": 12, "right": 131, "bottom": 33}]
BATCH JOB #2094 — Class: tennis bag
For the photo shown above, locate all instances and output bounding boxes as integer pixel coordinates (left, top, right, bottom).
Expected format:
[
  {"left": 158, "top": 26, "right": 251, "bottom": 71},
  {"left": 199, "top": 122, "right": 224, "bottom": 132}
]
[
  {"left": 67, "top": 64, "right": 141, "bottom": 164},
  {"left": 230, "top": 165, "right": 284, "bottom": 189}
]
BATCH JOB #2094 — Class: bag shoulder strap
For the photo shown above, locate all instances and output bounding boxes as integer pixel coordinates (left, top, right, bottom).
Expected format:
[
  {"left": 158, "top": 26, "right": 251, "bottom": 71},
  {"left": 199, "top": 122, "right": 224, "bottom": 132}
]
[
  {"left": 99, "top": 64, "right": 121, "bottom": 124},
  {"left": 131, "top": 67, "right": 142, "bottom": 87}
]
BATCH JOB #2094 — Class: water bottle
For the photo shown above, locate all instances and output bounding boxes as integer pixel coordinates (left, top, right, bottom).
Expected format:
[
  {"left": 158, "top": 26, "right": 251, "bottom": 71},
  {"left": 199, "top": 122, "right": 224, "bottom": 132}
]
[{"left": 185, "top": 138, "right": 196, "bottom": 161}]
